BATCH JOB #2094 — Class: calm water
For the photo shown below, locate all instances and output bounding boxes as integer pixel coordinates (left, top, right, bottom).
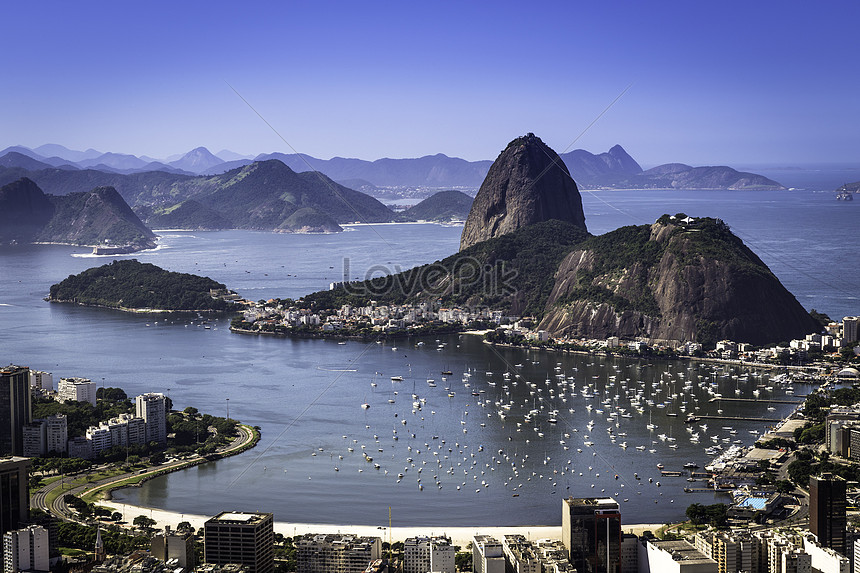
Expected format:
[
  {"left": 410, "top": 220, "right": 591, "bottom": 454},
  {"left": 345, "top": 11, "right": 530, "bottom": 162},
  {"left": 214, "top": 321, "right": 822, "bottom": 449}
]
[{"left": 0, "top": 188, "right": 856, "bottom": 526}]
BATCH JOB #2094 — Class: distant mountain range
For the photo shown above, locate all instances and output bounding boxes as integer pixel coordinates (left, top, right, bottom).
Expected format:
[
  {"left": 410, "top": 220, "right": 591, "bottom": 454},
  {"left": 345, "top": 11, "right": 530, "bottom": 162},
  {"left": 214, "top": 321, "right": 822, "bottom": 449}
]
[
  {"left": 0, "top": 143, "right": 785, "bottom": 191},
  {"left": 0, "top": 178, "right": 155, "bottom": 249}
]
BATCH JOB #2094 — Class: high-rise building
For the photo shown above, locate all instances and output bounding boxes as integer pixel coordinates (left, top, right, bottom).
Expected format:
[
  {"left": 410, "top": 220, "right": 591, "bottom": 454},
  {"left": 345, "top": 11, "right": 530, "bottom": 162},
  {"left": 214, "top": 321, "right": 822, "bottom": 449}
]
[
  {"left": 21, "top": 422, "right": 46, "bottom": 458},
  {"left": 403, "top": 536, "right": 454, "bottom": 573},
  {"left": 843, "top": 316, "right": 859, "bottom": 343},
  {"left": 0, "top": 457, "right": 30, "bottom": 563},
  {"left": 3, "top": 525, "right": 49, "bottom": 573},
  {"left": 472, "top": 535, "right": 505, "bottom": 573},
  {"left": 0, "top": 366, "right": 31, "bottom": 456},
  {"left": 135, "top": 393, "right": 167, "bottom": 444},
  {"left": 44, "top": 415, "right": 67, "bottom": 454},
  {"left": 810, "top": 473, "right": 847, "bottom": 554},
  {"left": 561, "top": 497, "right": 621, "bottom": 573},
  {"left": 151, "top": 525, "right": 196, "bottom": 569},
  {"left": 295, "top": 534, "right": 382, "bottom": 573},
  {"left": 28, "top": 371, "right": 53, "bottom": 393},
  {"left": 57, "top": 377, "right": 96, "bottom": 406},
  {"left": 204, "top": 512, "right": 273, "bottom": 573}
]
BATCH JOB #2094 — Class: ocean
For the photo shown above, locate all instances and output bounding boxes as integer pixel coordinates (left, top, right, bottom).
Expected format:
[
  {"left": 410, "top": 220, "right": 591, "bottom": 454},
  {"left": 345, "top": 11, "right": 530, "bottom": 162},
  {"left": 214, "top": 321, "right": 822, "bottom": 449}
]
[{"left": 0, "top": 185, "right": 856, "bottom": 526}]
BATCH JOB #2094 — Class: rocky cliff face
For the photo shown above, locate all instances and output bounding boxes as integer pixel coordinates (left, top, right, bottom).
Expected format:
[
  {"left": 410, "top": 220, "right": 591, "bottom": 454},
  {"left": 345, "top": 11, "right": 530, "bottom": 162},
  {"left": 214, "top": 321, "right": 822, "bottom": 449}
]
[
  {"left": 0, "top": 177, "right": 55, "bottom": 242},
  {"left": 538, "top": 215, "right": 819, "bottom": 346},
  {"left": 460, "top": 134, "right": 586, "bottom": 251}
]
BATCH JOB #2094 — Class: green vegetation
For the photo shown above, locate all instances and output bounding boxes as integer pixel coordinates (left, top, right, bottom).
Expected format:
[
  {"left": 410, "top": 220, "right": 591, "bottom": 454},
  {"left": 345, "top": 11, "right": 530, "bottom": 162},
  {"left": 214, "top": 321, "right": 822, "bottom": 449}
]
[
  {"left": 33, "top": 388, "right": 134, "bottom": 438},
  {"left": 402, "top": 190, "right": 473, "bottom": 222},
  {"left": 58, "top": 521, "right": 150, "bottom": 555},
  {"left": 685, "top": 503, "right": 729, "bottom": 528},
  {"left": 301, "top": 220, "right": 590, "bottom": 319},
  {"left": 48, "top": 259, "right": 241, "bottom": 311}
]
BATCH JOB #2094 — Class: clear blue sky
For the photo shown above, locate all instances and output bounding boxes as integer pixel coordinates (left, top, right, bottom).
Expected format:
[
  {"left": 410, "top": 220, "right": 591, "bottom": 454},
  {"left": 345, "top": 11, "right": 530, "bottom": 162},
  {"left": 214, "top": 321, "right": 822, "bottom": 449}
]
[{"left": 2, "top": 1, "right": 858, "bottom": 165}]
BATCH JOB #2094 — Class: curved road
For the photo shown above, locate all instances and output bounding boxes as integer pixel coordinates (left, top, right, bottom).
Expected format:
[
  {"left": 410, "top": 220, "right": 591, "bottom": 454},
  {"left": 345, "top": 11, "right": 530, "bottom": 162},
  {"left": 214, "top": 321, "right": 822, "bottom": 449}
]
[{"left": 32, "top": 424, "right": 256, "bottom": 523}]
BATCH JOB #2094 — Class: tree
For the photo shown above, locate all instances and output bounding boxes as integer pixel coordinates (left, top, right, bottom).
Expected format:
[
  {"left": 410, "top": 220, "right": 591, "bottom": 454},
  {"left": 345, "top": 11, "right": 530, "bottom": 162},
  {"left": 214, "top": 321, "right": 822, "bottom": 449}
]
[
  {"left": 133, "top": 515, "right": 156, "bottom": 530},
  {"left": 455, "top": 551, "right": 472, "bottom": 572}
]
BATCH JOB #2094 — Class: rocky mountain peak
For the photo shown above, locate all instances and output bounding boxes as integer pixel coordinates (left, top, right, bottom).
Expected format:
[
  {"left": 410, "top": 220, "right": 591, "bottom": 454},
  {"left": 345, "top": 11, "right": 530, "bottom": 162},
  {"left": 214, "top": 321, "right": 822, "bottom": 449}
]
[{"left": 459, "top": 133, "right": 586, "bottom": 251}]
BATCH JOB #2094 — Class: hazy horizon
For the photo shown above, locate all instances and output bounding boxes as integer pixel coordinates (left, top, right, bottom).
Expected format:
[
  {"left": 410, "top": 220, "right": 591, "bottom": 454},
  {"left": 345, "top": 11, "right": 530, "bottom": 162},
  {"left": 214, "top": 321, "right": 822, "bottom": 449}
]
[{"left": 3, "top": 1, "right": 859, "bottom": 166}]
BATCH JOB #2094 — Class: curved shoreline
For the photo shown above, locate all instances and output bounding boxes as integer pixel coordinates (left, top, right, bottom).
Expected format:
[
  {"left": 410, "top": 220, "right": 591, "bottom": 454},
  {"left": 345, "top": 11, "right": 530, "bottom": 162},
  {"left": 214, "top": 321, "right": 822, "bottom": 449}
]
[{"left": 46, "top": 298, "right": 242, "bottom": 314}]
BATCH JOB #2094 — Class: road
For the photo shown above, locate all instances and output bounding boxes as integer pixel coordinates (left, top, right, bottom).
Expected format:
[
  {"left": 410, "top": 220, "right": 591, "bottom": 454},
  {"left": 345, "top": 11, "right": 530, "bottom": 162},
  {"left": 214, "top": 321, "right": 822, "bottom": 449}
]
[{"left": 32, "top": 424, "right": 256, "bottom": 523}]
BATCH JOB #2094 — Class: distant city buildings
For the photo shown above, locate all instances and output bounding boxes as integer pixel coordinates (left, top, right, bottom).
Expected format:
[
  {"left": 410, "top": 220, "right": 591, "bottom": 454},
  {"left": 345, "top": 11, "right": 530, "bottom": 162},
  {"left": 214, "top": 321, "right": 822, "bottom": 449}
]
[
  {"left": 0, "top": 366, "right": 31, "bottom": 456},
  {"left": 204, "top": 512, "right": 273, "bottom": 573},
  {"left": 28, "top": 370, "right": 53, "bottom": 393},
  {"left": 58, "top": 377, "right": 97, "bottom": 405},
  {"left": 136, "top": 393, "right": 168, "bottom": 445}
]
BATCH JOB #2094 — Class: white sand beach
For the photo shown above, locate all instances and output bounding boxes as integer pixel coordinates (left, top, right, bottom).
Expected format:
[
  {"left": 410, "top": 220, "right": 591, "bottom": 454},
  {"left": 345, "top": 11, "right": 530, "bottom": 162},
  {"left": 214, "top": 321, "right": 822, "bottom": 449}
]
[{"left": 100, "top": 501, "right": 663, "bottom": 547}]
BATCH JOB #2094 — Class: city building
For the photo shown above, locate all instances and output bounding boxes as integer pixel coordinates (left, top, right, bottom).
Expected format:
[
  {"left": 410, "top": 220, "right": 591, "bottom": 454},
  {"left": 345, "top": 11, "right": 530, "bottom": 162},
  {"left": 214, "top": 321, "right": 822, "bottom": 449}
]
[
  {"left": 135, "top": 393, "right": 167, "bottom": 444},
  {"left": 151, "top": 525, "right": 196, "bottom": 570},
  {"left": 21, "top": 422, "right": 46, "bottom": 457},
  {"left": 3, "top": 525, "right": 49, "bottom": 573},
  {"left": 0, "top": 366, "right": 31, "bottom": 456},
  {"left": 472, "top": 535, "right": 504, "bottom": 573},
  {"left": 694, "top": 529, "right": 761, "bottom": 573},
  {"left": 843, "top": 316, "right": 859, "bottom": 343},
  {"left": 0, "top": 457, "right": 30, "bottom": 562},
  {"left": 810, "top": 473, "right": 847, "bottom": 555},
  {"left": 638, "top": 539, "right": 718, "bottom": 573},
  {"left": 57, "top": 377, "right": 97, "bottom": 405},
  {"left": 619, "top": 533, "right": 638, "bottom": 573},
  {"left": 45, "top": 414, "right": 67, "bottom": 454},
  {"left": 403, "top": 536, "right": 454, "bottom": 573},
  {"left": 67, "top": 436, "right": 93, "bottom": 460},
  {"left": 28, "top": 371, "right": 52, "bottom": 393},
  {"left": 204, "top": 512, "right": 273, "bottom": 573},
  {"left": 801, "top": 534, "right": 849, "bottom": 573},
  {"left": 86, "top": 414, "right": 148, "bottom": 455},
  {"left": 561, "top": 497, "right": 621, "bottom": 573},
  {"left": 501, "top": 535, "right": 541, "bottom": 573},
  {"left": 532, "top": 539, "right": 573, "bottom": 572},
  {"left": 294, "top": 534, "right": 381, "bottom": 573}
]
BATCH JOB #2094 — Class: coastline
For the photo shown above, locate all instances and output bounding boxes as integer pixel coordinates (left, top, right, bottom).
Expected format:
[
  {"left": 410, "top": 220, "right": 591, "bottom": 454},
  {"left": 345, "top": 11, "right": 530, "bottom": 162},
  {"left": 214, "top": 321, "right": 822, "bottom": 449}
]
[{"left": 96, "top": 500, "right": 661, "bottom": 546}]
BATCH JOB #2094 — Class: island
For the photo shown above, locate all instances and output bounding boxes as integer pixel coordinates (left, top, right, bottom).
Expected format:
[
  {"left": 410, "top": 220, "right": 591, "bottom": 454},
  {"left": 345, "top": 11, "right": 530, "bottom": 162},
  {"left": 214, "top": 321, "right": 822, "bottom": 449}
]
[{"left": 47, "top": 259, "right": 246, "bottom": 312}]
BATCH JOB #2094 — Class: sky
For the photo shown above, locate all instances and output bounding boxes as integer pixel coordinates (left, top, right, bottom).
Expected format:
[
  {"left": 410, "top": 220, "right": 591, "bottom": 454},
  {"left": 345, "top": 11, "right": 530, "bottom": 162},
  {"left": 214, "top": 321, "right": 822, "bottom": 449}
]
[{"left": 2, "top": 1, "right": 859, "bottom": 166}]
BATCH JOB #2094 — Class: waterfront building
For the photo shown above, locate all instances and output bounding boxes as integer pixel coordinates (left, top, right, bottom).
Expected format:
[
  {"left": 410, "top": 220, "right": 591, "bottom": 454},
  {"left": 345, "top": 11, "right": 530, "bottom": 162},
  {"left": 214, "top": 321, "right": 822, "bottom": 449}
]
[
  {"left": 135, "top": 393, "right": 167, "bottom": 444},
  {"left": 472, "top": 535, "right": 504, "bottom": 573},
  {"left": 45, "top": 414, "right": 67, "bottom": 454},
  {"left": 151, "top": 525, "right": 196, "bottom": 570},
  {"left": 57, "top": 377, "right": 96, "bottom": 405},
  {"left": 21, "top": 422, "right": 46, "bottom": 457},
  {"left": 3, "top": 524, "right": 49, "bottom": 573},
  {"left": 86, "top": 414, "right": 148, "bottom": 455},
  {"left": 294, "top": 533, "right": 381, "bottom": 573},
  {"left": 532, "top": 539, "right": 574, "bottom": 572},
  {"left": 28, "top": 371, "right": 52, "bottom": 393},
  {"left": 638, "top": 539, "right": 717, "bottom": 573},
  {"left": 0, "top": 366, "right": 31, "bottom": 456},
  {"left": 204, "top": 512, "right": 273, "bottom": 573},
  {"left": 810, "top": 473, "right": 847, "bottom": 555},
  {"left": 0, "top": 457, "right": 30, "bottom": 562},
  {"left": 403, "top": 536, "right": 454, "bottom": 573},
  {"left": 561, "top": 497, "right": 621, "bottom": 573}
]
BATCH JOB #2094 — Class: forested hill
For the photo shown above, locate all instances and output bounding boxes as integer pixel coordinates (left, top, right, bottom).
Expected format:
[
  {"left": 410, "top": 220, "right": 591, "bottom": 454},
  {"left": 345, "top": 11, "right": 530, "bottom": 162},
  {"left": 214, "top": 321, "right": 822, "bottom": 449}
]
[{"left": 48, "top": 259, "right": 241, "bottom": 312}]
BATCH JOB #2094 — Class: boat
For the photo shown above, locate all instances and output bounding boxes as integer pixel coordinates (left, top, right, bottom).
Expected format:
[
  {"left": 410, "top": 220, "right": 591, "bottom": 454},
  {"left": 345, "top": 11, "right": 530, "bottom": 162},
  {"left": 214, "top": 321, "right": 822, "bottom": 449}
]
[
  {"left": 391, "top": 376, "right": 404, "bottom": 382},
  {"left": 683, "top": 462, "right": 699, "bottom": 469},
  {"left": 361, "top": 403, "right": 370, "bottom": 410}
]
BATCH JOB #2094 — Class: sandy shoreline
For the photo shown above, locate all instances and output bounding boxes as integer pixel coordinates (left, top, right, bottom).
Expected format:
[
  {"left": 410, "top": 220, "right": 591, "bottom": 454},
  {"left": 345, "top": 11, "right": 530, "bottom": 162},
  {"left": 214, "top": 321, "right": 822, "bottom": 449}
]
[{"left": 99, "top": 501, "right": 662, "bottom": 547}]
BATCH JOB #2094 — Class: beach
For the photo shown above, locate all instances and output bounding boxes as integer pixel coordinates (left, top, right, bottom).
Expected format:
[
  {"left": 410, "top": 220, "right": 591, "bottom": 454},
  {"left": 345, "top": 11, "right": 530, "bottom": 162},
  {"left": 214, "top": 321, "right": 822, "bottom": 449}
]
[{"left": 100, "top": 501, "right": 662, "bottom": 547}]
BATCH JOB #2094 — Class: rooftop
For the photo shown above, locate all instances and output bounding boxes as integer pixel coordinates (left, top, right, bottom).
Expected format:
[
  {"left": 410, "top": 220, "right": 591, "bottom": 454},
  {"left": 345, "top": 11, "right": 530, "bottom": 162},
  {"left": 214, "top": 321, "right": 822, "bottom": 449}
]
[{"left": 208, "top": 511, "right": 271, "bottom": 525}]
